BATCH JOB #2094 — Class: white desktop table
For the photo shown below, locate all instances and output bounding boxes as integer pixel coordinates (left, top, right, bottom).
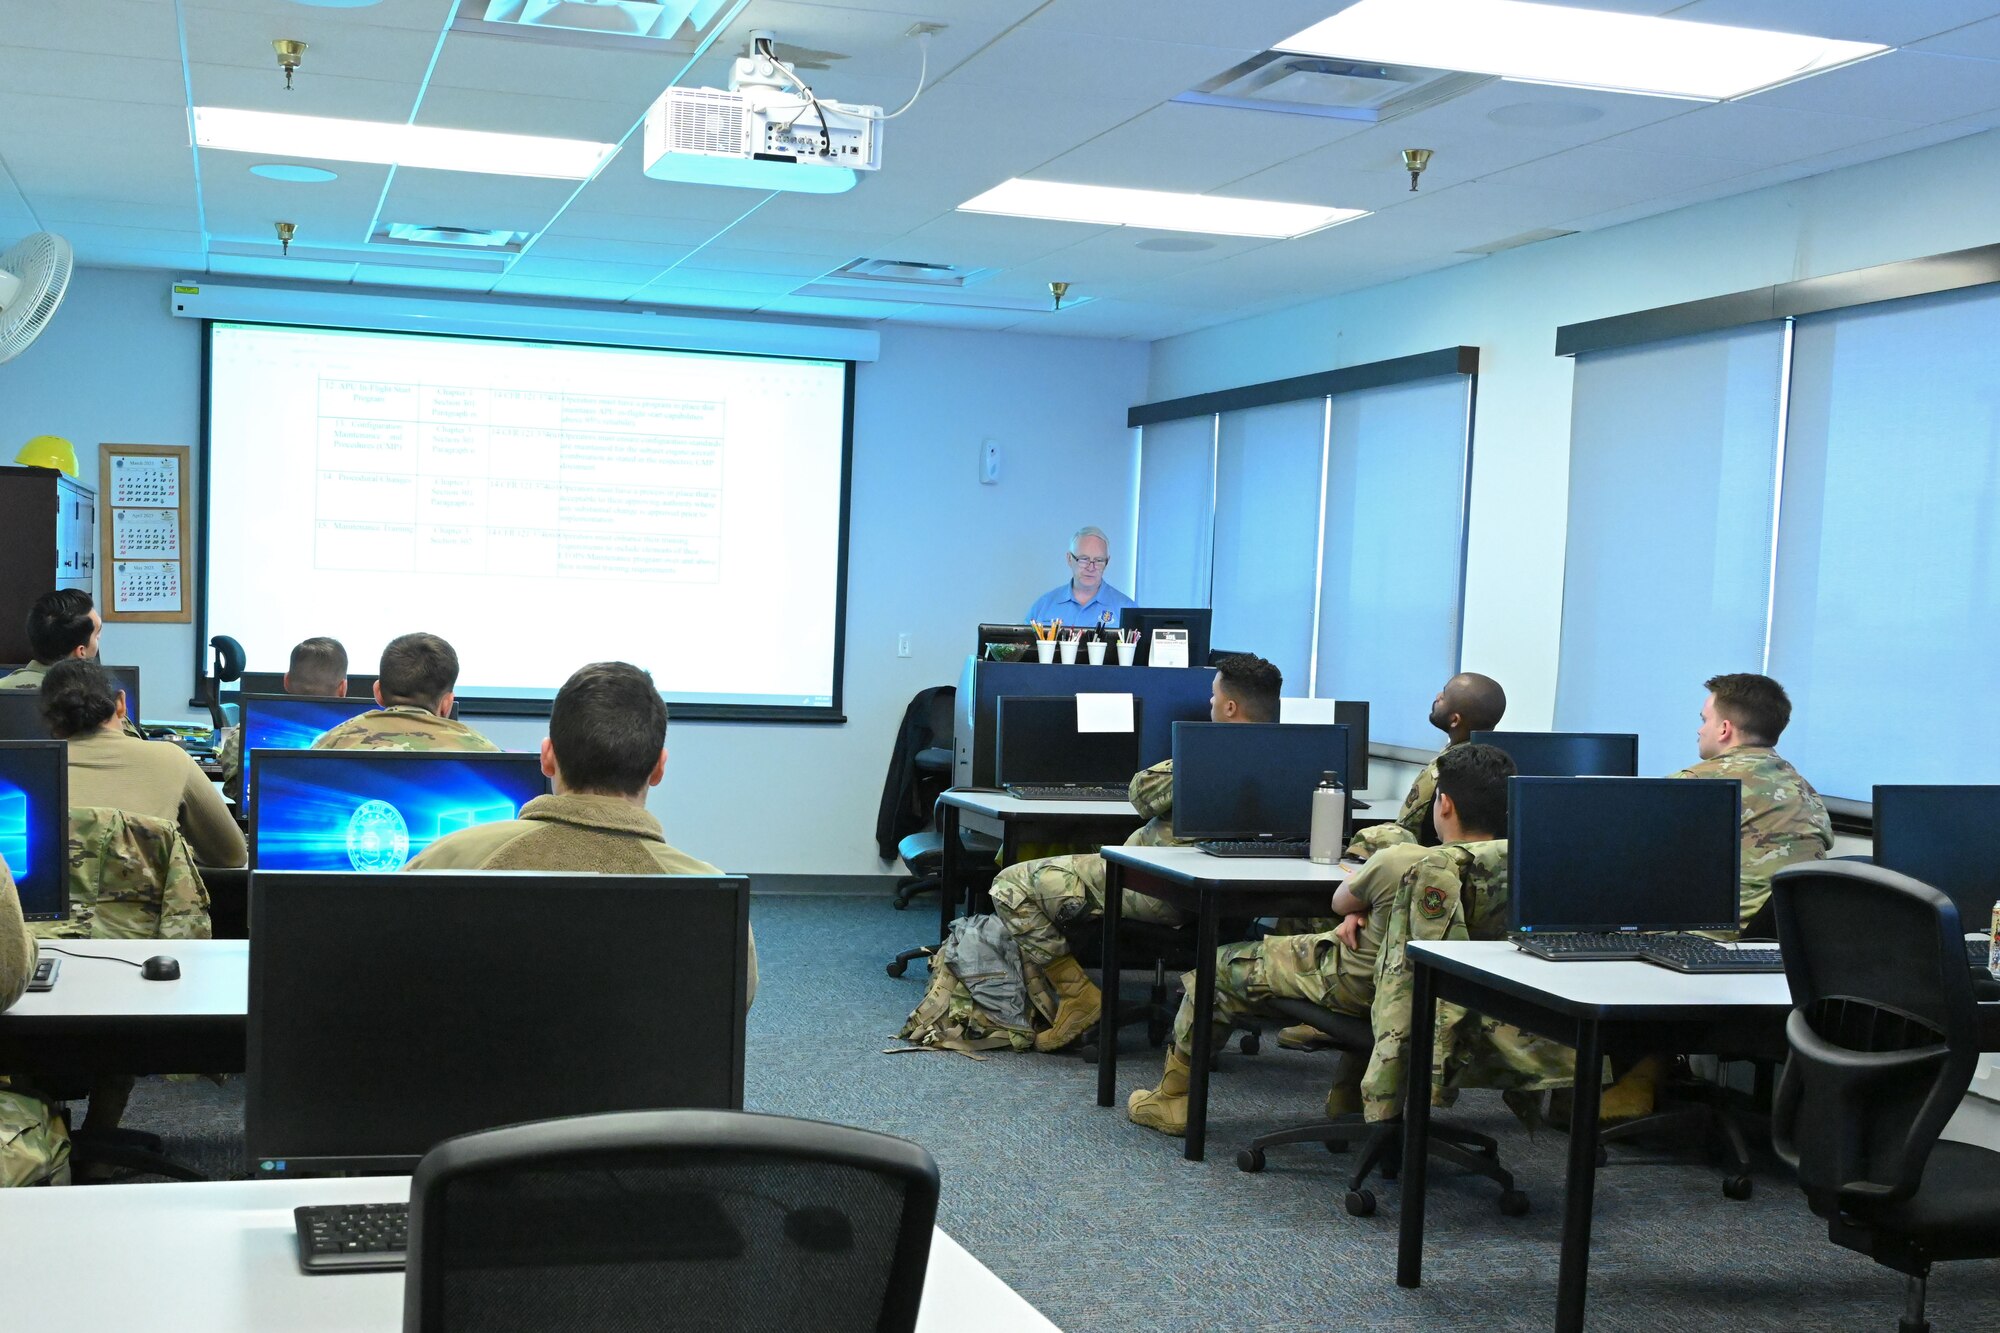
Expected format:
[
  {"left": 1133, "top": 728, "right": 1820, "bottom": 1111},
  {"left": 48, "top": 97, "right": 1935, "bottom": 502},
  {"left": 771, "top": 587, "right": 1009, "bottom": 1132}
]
[
  {"left": 935, "top": 790, "right": 1143, "bottom": 938},
  {"left": 0, "top": 1176, "right": 1062, "bottom": 1331},
  {"left": 1097, "top": 845, "right": 1353, "bottom": 1160},
  {"left": 1, "top": 938, "right": 248, "bottom": 1075},
  {"left": 1393, "top": 940, "right": 1794, "bottom": 1333}
]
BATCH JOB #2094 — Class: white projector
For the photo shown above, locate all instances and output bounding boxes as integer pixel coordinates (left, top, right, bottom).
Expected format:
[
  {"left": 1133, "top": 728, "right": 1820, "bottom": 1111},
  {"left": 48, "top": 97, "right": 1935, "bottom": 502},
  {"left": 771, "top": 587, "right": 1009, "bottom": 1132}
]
[{"left": 643, "top": 80, "right": 882, "bottom": 194}]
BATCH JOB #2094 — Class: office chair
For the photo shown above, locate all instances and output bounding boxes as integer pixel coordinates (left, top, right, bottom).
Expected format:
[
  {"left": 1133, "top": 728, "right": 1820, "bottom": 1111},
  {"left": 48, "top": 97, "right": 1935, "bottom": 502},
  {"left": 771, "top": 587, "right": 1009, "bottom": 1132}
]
[
  {"left": 405, "top": 1109, "right": 941, "bottom": 1333},
  {"left": 1233, "top": 998, "right": 1529, "bottom": 1218},
  {"left": 1768, "top": 861, "right": 2000, "bottom": 1333}
]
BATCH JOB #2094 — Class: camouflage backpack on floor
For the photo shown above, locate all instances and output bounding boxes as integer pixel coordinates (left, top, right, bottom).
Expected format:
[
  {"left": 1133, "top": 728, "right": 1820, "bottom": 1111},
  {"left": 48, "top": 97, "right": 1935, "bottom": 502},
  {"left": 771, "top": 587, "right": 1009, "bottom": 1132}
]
[
  {"left": 0, "top": 1080, "right": 71, "bottom": 1187},
  {"left": 898, "top": 914, "right": 1058, "bottom": 1053}
]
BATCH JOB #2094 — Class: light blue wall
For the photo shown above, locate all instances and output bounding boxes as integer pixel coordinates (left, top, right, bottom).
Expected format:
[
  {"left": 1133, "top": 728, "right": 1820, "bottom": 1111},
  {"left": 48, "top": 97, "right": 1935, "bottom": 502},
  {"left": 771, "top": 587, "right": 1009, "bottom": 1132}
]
[
  {"left": 1148, "top": 126, "right": 2000, "bottom": 739},
  {"left": 0, "top": 270, "right": 1148, "bottom": 874}
]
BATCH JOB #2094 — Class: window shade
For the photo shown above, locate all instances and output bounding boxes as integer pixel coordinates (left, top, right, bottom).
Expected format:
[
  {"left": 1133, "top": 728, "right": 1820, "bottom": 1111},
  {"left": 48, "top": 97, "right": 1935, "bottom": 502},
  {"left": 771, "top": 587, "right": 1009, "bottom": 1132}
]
[
  {"left": 1133, "top": 415, "right": 1215, "bottom": 607},
  {"left": 1211, "top": 398, "right": 1327, "bottom": 689},
  {"left": 1554, "top": 325, "right": 1786, "bottom": 777}
]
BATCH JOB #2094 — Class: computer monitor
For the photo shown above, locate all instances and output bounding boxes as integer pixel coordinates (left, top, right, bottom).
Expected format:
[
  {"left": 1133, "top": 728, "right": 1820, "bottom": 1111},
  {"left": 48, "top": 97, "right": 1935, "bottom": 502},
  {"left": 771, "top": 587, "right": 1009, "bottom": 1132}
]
[
  {"left": 995, "top": 696, "right": 1143, "bottom": 787},
  {"left": 1171, "top": 721, "right": 1347, "bottom": 842},
  {"left": 248, "top": 750, "right": 549, "bottom": 872},
  {"left": 976, "top": 622, "right": 1039, "bottom": 660},
  {"left": 247, "top": 870, "right": 749, "bottom": 1175},
  {"left": 0, "top": 741, "right": 67, "bottom": 922},
  {"left": 100, "top": 663, "right": 141, "bottom": 724},
  {"left": 1473, "top": 731, "right": 1639, "bottom": 778},
  {"left": 1280, "top": 698, "right": 1371, "bottom": 791},
  {"left": 1872, "top": 785, "right": 2000, "bottom": 927},
  {"left": 1509, "top": 777, "right": 1741, "bottom": 934},
  {"left": 236, "top": 693, "right": 377, "bottom": 797},
  {"left": 1118, "top": 607, "right": 1211, "bottom": 667},
  {"left": 0, "top": 692, "right": 48, "bottom": 742}
]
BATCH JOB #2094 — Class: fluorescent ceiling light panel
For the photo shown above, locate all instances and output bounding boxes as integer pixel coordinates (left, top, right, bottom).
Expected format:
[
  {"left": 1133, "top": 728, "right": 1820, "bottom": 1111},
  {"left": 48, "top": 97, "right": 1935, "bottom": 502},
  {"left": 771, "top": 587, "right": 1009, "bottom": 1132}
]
[
  {"left": 1276, "top": 0, "right": 1888, "bottom": 101},
  {"left": 192, "top": 107, "right": 618, "bottom": 180},
  {"left": 957, "top": 180, "right": 1365, "bottom": 239}
]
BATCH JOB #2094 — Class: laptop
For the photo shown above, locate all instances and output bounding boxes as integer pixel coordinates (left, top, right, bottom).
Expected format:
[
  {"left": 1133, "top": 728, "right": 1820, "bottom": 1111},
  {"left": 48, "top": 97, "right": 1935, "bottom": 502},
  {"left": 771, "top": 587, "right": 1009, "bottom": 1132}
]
[
  {"left": 1509, "top": 776, "right": 1781, "bottom": 973},
  {"left": 996, "top": 695, "right": 1141, "bottom": 802},
  {"left": 1172, "top": 721, "right": 1347, "bottom": 857}
]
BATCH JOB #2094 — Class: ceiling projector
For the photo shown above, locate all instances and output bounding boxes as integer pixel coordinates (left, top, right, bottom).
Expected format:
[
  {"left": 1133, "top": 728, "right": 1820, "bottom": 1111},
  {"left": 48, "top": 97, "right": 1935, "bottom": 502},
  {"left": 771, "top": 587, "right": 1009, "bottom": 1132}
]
[{"left": 644, "top": 37, "right": 882, "bottom": 194}]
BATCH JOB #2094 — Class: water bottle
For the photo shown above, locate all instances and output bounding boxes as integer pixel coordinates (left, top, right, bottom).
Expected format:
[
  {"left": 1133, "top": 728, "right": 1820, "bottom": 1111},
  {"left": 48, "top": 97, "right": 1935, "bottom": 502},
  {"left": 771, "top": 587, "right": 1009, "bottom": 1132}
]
[
  {"left": 1989, "top": 900, "right": 1999, "bottom": 982},
  {"left": 1309, "top": 771, "right": 1346, "bottom": 865}
]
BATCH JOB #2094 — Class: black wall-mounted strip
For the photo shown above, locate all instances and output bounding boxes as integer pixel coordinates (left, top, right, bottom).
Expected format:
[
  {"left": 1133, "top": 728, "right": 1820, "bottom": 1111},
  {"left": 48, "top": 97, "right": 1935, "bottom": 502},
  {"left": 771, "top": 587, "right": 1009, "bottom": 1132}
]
[{"left": 1126, "top": 346, "right": 1478, "bottom": 428}]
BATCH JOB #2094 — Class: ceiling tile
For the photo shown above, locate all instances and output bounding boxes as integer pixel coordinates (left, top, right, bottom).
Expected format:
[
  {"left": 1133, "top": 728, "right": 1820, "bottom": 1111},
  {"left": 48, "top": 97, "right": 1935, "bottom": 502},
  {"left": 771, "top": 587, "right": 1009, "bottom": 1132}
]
[
  {"left": 521, "top": 234, "right": 695, "bottom": 267},
  {"left": 1740, "top": 49, "right": 2000, "bottom": 121},
  {"left": 756, "top": 294, "right": 907, "bottom": 320},
  {"left": 182, "top": 4, "right": 440, "bottom": 82},
  {"left": 4, "top": 1, "right": 184, "bottom": 57},
  {"left": 0, "top": 93, "right": 197, "bottom": 197},
  {"left": 378, "top": 168, "right": 579, "bottom": 235},
  {"left": 675, "top": 245, "right": 847, "bottom": 277},
  {"left": 1670, "top": 0, "right": 2000, "bottom": 45},
  {"left": 505, "top": 255, "right": 670, "bottom": 285},
  {"left": 489, "top": 273, "right": 648, "bottom": 301},
  {"left": 1037, "top": 101, "right": 1373, "bottom": 194},
  {"left": 351, "top": 263, "right": 499, "bottom": 291},
  {"left": 626, "top": 283, "right": 771, "bottom": 312},
  {"left": 1597, "top": 101, "right": 1924, "bottom": 166},
  {"left": 187, "top": 64, "right": 419, "bottom": 121},
  {"left": 1021, "top": 0, "right": 1358, "bottom": 50},
  {"left": 890, "top": 211, "right": 1113, "bottom": 268},
  {"left": 186, "top": 0, "right": 455, "bottom": 34},
  {"left": 207, "top": 252, "right": 356, "bottom": 282},
  {"left": 551, "top": 210, "right": 737, "bottom": 246},
  {"left": 414, "top": 85, "right": 638, "bottom": 142},
  {"left": 0, "top": 49, "right": 186, "bottom": 108},
  {"left": 425, "top": 28, "right": 666, "bottom": 104},
  {"left": 943, "top": 29, "right": 1256, "bottom": 106},
  {"left": 1914, "top": 14, "right": 2000, "bottom": 57},
  {"left": 643, "top": 266, "right": 801, "bottom": 295}
]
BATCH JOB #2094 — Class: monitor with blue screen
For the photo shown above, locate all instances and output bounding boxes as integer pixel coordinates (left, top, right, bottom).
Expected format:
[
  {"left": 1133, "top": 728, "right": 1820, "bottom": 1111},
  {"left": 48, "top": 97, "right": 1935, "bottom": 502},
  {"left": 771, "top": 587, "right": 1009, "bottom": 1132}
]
[
  {"left": 237, "top": 694, "right": 378, "bottom": 799},
  {"left": 100, "top": 664, "right": 141, "bottom": 725},
  {"left": 248, "top": 751, "right": 548, "bottom": 872},
  {"left": 0, "top": 741, "right": 69, "bottom": 921}
]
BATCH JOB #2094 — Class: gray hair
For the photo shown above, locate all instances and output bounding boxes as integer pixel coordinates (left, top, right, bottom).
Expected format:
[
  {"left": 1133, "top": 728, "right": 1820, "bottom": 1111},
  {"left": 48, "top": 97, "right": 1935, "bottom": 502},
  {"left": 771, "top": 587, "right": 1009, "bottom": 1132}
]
[{"left": 1069, "top": 525, "right": 1109, "bottom": 554}]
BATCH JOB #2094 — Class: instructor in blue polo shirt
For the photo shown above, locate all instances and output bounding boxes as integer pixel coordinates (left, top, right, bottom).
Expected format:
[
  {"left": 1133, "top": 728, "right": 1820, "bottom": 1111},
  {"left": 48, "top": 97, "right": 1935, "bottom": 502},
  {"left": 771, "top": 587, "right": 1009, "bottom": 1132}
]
[{"left": 1025, "top": 526, "right": 1136, "bottom": 627}]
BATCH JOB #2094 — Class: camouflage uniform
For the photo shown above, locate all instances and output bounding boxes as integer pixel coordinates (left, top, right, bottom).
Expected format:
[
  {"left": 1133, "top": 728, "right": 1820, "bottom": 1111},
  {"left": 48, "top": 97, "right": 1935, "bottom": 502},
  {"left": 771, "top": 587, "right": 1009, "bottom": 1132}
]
[
  {"left": 1166, "top": 843, "right": 1420, "bottom": 1061},
  {"left": 0, "top": 859, "right": 37, "bottom": 1010},
  {"left": 1669, "top": 745, "right": 1832, "bottom": 930},
  {"left": 1362, "top": 839, "right": 1577, "bottom": 1122},
  {"left": 31, "top": 807, "right": 212, "bottom": 941},
  {"left": 311, "top": 704, "right": 500, "bottom": 752},
  {"left": 216, "top": 724, "right": 243, "bottom": 802},
  {"left": 0, "top": 863, "right": 71, "bottom": 1186},
  {"left": 990, "top": 758, "right": 1189, "bottom": 965},
  {"left": 1344, "top": 739, "right": 1464, "bottom": 859}
]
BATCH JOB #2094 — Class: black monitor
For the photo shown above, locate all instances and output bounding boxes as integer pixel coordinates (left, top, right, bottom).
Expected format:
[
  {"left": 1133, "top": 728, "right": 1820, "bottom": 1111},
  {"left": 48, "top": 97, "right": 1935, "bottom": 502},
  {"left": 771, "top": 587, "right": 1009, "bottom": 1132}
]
[
  {"left": 247, "top": 870, "right": 750, "bottom": 1175},
  {"left": 1872, "top": 785, "right": 2000, "bottom": 927},
  {"left": 1335, "top": 701, "right": 1369, "bottom": 790},
  {"left": 248, "top": 750, "right": 549, "bottom": 871},
  {"left": 1509, "top": 777, "right": 1741, "bottom": 934},
  {"left": 1473, "top": 731, "right": 1638, "bottom": 778},
  {"left": 100, "top": 663, "right": 141, "bottom": 724},
  {"left": 1118, "top": 607, "right": 1211, "bottom": 667},
  {"left": 995, "top": 695, "right": 1142, "bottom": 787},
  {"left": 976, "top": 623, "right": 1039, "bottom": 661},
  {"left": 0, "top": 693, "right": 47, "bottom": 742},
  {"left": 1171, "top": 721, "right": 1347, "bottom": 842},
  {"left": 236, "top": 693, "right": 377, "bottom": 797},
  {"left": 0, "top": 741, "right": 67, "bottom": 922}
]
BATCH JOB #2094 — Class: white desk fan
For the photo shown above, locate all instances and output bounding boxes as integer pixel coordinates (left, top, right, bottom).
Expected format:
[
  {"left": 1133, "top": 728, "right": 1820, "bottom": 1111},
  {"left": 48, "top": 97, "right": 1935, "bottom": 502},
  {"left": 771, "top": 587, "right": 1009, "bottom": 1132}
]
[{"left": 0, "top": 232, "right": 74, "bottom": 364}]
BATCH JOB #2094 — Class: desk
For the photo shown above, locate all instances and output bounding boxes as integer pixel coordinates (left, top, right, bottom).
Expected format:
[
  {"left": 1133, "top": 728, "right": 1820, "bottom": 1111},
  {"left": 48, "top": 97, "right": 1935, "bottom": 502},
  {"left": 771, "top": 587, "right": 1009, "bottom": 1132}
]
[
  {"left": 936, "top": 790, "right": 1143, "bottom": 940},
  {"left": 1393, "top": 940, "right": 1793, "bottom": 1333},
  {"left": 1097, "top": 845, "right": 1351, "bottom": 1161},
  {"left": 0, "top": 1176, "right": 1063, "bottom": 1330},
  {"left": 0, "top": 939, "right": 247, "bottom": 1076}
]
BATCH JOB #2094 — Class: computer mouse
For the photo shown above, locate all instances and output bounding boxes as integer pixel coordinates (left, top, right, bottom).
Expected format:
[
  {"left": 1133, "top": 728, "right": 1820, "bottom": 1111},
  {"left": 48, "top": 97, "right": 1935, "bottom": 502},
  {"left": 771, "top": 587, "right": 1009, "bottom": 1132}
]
[{"left": 141, "top": 955, "right": 181, "bottom": 981}]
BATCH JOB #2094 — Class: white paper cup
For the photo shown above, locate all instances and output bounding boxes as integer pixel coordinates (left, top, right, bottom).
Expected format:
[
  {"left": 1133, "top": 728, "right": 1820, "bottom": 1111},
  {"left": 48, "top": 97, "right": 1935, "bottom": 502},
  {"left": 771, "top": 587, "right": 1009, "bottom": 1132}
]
[
  {"left": 1116, "top": 640, "right": 1137, "bottom": 666},
  {"left": 1086, "top": 640, "right": 1107, "bottom": 665},
  {"left": 1058, "top": 638, "right": 1079, "bottom": 664},
  {"left": 1036, "top": 639, "right": 1057, "bottom": 664}
]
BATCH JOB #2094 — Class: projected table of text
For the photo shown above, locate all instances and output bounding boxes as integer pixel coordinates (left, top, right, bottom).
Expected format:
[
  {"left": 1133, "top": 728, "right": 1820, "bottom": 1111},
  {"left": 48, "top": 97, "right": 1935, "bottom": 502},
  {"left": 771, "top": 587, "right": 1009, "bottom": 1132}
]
[{"left": 313, "top": 380, "right": 725, "bottom": 582}]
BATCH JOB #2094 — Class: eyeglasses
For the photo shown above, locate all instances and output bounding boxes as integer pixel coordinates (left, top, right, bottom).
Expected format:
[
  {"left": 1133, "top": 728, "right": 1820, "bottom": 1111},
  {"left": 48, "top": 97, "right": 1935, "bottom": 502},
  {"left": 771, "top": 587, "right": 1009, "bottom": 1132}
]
[{"left": 1069, "top": 554, "right": 1109, "bottom": 568}]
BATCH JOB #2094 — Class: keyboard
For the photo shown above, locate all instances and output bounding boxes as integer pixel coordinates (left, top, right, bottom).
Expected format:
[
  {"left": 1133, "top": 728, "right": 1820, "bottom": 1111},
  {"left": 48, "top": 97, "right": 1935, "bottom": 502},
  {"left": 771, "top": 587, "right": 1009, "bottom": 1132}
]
[
  {"left": 1639, "top": 936, "right": 1785, "bottom": 974},
  {"left": 295, "top": 1203, "right": 409, "bottom": 1273},
  {"left": 1513, "top": 933, "right": 1647, "bottom": 962},
  {"left": 26, "top": 956, "right": 57, "bottom": 991},
  {"left": 1198, "top": 840, "right": 1310, "bottom": 858},
  {"left": 1972, "top": 938, "right": 1996, "bottom": 972},
  {"left": 1006, "top": 784, "right": 1130, "bottom": 803}
]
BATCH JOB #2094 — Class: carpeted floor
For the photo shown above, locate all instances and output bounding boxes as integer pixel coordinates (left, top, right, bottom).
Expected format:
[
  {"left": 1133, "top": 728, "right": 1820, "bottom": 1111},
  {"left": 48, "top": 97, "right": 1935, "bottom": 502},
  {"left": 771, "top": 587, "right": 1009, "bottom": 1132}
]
[{"left": 119, "top": 891, "right": 2000, "bottom": 1332}]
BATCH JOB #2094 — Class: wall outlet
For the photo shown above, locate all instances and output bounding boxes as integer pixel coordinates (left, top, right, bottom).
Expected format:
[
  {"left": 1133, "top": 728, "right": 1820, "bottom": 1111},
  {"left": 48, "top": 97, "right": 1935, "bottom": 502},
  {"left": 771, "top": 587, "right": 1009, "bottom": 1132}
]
[
  {"left": 980, "top": 439, "right": 1000, "bottom": 484},
  {"left": 897, "top": 632, "right": 912, "bottom": 658}
]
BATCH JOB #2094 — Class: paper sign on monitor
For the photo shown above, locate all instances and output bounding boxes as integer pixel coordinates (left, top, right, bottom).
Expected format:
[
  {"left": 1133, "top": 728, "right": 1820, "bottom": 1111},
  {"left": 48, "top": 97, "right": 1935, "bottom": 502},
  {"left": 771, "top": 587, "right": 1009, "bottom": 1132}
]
[
  {"left": 1149, "top": 628, "right": 1189, "bottom": 669},
  {"left": 1075, "top": 692, "right": 1135, "bottom": 733}
]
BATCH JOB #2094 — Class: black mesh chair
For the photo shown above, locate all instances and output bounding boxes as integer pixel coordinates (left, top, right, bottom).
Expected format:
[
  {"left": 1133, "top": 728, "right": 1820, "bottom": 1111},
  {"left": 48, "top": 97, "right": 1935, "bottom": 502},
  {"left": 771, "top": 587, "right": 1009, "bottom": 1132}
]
[
  {"left": 1233, "top": 998, "right": 1527, "bottom": 1218},
  {"left": 1768, "top": 861, "right": 2000, "bottom": 1333},
  {"left": 405, "top": 1110, "right": 941, "bottom": 1333}
]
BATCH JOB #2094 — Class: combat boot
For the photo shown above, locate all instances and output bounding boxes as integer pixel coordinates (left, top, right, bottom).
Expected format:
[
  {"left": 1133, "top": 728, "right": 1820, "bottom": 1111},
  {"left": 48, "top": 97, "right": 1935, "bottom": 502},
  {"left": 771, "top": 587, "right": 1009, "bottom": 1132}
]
[
  {"left": 1598, "top": 1053, "right": 1661, "bottom": 1121},
  {"left": 1278, "top": 1024, "right": 1335, "bottom": 1051},
  {"left": 1324, "top": 1055, "right": 1364, "bottom": 1118},
  {"left": 1127, "top": 1050, "right": 1192, "bottom": 1134},
  {"left": 1034, "top": 955, "right": 1103, "bottom": 1051}
]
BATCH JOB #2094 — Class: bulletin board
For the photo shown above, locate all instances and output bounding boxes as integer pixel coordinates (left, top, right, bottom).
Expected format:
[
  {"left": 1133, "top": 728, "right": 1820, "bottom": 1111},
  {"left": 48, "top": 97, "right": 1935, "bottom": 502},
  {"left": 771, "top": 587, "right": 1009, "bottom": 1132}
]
[{"left": 97, "top": 443, "right": 193, "bottom": 623}]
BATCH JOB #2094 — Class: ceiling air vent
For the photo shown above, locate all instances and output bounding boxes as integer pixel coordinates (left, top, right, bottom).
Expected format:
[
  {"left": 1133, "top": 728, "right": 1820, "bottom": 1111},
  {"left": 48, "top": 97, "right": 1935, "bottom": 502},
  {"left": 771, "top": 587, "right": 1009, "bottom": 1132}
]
[
  {"left": 453, "top": 0, "right": 728, "bottom": 52},
  {"left": 1178, "top": 54, "right": 1490, "bottom": 124},
  {"left": 822, "top": 258, "right": 993, "bottom": 290},
  {"left": 382, "top": 224, "right": 529, "bottom": 249}
]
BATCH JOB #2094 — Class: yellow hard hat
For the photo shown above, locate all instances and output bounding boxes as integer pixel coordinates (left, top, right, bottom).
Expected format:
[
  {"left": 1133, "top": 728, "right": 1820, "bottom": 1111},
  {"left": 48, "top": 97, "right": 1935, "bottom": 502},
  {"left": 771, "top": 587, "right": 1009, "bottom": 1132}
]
[{"left": 15, "top": 435, "right": 78, "bottom": 477}]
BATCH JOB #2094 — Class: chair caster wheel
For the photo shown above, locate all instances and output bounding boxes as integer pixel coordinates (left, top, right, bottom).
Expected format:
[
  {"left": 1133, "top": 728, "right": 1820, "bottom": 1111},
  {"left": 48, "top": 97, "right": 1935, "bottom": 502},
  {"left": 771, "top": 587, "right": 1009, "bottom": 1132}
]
[
  {"left": 892, "top": 897, "right": 910, "bottom": 911},
  {"left": 1722, "top": 1175, "right": 1753, "bottom": 1201},
  {"left": 1344, "top": 1189, "right": 1376, "bottom": 1218},
  {"left": 1236, "top": 1149, "right": 1265, "bottom": 1174},
  {"left": 1239, "top": 1033, "right": 1260, "bottom": 1055},
  {"left": 886, "top": 960, "right": 908, "bottom": 978},
  {"left": 1499, "top": 1190, "right": 1531, "bottom": 1217}
]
